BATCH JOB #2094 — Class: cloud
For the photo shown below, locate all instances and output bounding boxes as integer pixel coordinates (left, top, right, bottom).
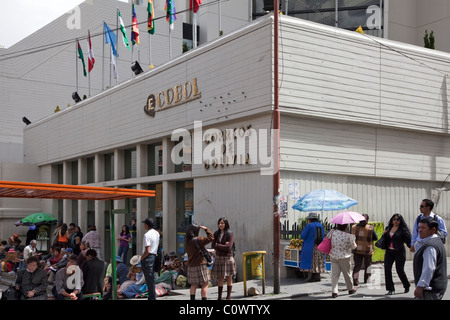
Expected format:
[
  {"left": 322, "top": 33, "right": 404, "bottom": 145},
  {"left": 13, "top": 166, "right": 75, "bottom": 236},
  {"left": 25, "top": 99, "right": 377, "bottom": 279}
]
[{"left": 0, "top": 0, "right": 84, "bottom": 48}]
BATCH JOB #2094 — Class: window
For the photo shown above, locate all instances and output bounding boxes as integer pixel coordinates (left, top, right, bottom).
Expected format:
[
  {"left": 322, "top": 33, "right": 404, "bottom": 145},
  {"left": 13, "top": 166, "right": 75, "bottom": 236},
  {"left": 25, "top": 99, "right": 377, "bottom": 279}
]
[
  {"left": 253, "top": 0, "right": 384, "bottom": 37},
  {"left": 148, "top": 143, "right": 163, "bottom": 176},
  {"left": 87, "top": 157, "right": 95, "bottom": 184},
  {"left": 71, "top": 160, "right": 78, "bottom": 185},
  {"left": 124, "top": 148, "right": 137, "bottom": 179},
  {"left": 104, "top": 153, "right": 114, "bottom": 181}
]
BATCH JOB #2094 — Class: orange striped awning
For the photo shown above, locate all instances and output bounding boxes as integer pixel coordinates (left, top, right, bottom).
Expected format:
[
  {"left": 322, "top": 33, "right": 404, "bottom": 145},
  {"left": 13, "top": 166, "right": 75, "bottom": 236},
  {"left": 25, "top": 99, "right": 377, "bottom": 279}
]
[{"left": 0, "top": 180, "right": 155, "bottom": 201}]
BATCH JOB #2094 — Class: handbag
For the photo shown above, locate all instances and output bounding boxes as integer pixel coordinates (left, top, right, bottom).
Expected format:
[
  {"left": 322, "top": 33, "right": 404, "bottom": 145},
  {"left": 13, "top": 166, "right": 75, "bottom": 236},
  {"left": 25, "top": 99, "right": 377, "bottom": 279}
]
[
  {"left": 317, "top": 230, "right": 334, "bottom": 255},
  {"left": 194, "top": 238, "right": 213, "bottom": 267},
  {"left": 375, "top": 234, "right": 387, "bottom": 249}
]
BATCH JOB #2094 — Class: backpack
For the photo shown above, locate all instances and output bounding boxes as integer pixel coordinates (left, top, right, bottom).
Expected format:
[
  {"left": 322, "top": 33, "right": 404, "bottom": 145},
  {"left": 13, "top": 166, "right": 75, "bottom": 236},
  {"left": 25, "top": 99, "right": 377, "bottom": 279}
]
[{"left": 416, "top": 214, "right": 446, "bottom": 244}]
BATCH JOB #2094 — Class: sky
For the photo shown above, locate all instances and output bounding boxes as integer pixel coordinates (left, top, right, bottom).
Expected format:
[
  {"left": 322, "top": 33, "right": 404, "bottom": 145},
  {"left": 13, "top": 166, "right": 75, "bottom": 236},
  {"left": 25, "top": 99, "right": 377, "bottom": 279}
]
[{"left": 0, "top": 0, "right": 128, "bottom": 48}]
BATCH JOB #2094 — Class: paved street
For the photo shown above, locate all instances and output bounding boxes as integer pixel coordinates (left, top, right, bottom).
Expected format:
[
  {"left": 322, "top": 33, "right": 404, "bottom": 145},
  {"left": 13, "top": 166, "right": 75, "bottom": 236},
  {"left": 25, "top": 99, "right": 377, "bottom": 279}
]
[{"left": 284, "top": 278, "right": 450, "bottom": 300}]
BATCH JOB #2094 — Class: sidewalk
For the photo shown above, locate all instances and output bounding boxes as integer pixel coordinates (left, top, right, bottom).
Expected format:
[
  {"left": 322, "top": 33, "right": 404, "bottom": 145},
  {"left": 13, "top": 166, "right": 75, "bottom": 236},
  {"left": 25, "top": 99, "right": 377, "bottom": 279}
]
[
  {"left": 2, "top": 258, "right": 449, "bottom": 300},
  {"left": 160, "top": 257, "right": 450, "bottom": 300}
]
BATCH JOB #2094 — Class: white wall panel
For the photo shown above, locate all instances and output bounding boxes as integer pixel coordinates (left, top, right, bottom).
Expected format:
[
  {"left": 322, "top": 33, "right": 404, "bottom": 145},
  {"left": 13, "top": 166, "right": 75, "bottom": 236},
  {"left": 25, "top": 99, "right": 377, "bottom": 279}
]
[
  {"left": 281, "top": 171, "right": 450, "bottom": 255},
  {"left": 278, "top": 16, "right": 450, "bottom": 134},
  {"left": 23, "top": 18, "right": 273, "bottom": 165},
  {"left": 194, "top": 172, "right": 273, "bottom": 278}
]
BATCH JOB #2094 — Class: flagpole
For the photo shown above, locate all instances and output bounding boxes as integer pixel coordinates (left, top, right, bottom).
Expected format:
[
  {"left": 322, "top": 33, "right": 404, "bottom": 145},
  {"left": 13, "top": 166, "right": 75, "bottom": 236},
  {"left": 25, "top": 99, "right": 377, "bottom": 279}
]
[
  {"left": 149, "top": 35, "right": 152, "bottom": 68},
  {"left": 75, "top": 40, "right": 78, "bottom": 93},
  {"left": 169, "top": 26, "right": 172, "bottom": 60},
  {"left": 110, "top": 40, "right": 112, "bottom": 88},
  {"left": 131, "top": 2, "right": 134, "bottom": 78},
  {"left": 116, "top": 7, "right": 119, "bottom": 85},
  {"left": 102, "top": 21, "right": 105, "bottom": 91},
  {"left": 193, "top": 12, "right": 197, "bottom": 48},
  {"left": 218, "top": 0, "right": 222, "bottom": 36},
  {"left": 88, "top": 30, "right": 91, "bottom": 97}
]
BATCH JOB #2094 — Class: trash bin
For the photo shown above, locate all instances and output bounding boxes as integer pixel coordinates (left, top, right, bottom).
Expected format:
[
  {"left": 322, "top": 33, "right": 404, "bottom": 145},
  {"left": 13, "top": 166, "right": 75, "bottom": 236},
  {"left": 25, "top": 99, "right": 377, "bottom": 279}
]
[{"left": 243, "top": 251, "right": 266, "bottom": 296}]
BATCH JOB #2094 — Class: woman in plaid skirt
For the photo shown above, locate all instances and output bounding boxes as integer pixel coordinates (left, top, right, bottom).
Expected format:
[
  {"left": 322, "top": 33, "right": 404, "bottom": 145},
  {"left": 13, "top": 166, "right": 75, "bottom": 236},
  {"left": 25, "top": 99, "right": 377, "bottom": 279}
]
[
  {"left": 185, "top": 223, "right": 214, "bottom": 300},
  {"left": 211, "top": 217, "right": 236, "bottom": 300}
]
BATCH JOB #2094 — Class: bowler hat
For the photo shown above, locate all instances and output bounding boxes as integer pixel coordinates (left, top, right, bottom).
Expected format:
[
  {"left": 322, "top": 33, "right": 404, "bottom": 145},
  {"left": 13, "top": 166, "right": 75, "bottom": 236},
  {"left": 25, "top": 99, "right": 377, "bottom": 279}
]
[{"left": 307, "top": 212, "right": 318, "bottom": 220}]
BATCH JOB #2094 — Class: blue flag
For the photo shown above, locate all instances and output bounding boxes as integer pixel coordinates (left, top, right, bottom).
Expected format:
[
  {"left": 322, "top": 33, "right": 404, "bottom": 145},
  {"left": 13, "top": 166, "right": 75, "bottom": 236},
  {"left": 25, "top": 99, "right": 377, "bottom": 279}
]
[{"left": 104, "top": 22, "right": 118, "bottom": 57}]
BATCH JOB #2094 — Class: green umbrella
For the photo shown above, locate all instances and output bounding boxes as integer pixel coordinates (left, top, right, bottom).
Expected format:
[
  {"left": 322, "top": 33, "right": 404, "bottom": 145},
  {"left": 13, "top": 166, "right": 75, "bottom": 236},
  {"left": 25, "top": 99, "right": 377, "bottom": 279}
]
[{"left": 15, "top": 212, "right": 57, "bottom": 226}]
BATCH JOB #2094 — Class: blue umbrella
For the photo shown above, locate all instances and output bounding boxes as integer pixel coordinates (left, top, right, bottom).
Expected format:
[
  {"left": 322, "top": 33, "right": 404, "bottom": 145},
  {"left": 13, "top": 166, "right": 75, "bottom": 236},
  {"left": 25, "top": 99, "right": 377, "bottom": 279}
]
[{"left": 292, "top": 189, "right": 358, "bottom": 212}]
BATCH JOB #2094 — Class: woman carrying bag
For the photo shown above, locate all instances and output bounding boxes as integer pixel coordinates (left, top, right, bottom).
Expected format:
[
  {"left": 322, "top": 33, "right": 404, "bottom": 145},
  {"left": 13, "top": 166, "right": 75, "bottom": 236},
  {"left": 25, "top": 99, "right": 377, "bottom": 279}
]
[
  {"left": 329, "top": 223, "right": 357, "bottom": 298},
  {"left": 300, "top": 212, "right": 325, "bottom": 282},
  {"left": 381, "top": 213, "right": 411, "bottom": 295},
  {"left": 185, "top": 223, "right": 214, "bottom": 300}
]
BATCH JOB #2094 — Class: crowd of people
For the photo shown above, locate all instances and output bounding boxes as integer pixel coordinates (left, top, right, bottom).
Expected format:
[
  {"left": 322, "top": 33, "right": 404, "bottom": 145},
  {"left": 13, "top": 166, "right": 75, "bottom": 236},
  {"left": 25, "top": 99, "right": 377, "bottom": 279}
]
[
  {"left": 0, "top": 216, "right": 237, "bottom": 301},
  {"left": 5, "top": 199, "right": 444, "bottom": 301},
  {"left": 299, "top": 198, "right": 448, "bottom": 300}
]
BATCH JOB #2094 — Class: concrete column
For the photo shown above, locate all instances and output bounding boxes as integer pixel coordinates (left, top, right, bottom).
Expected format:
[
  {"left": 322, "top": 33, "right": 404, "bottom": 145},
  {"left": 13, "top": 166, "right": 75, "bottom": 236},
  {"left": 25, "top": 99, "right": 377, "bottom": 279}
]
[
  {"left": 114, "top": 149, "right": 124, "bottom": 181},
  {"left": 162, "top": 138, "right": 174, "bottom": 174},
  {"left": 94, "top": 154, "right": 105, "bottom": 260},
  {"left": 94, "top": 153, "right": 105, "bottom": 183},
  {"left": 136, "top": 144, "right": 148, "bottom": 178},
  {"left": 78, "top": 158, "right": 87, "bottom": 234},
  {"left": 136, "top": 183, "right": 148, "bottom": 256},
  {"left": 113, "top": 148, "right": 125, "bottom": 251},
  {"left": 162, "top": 180, "right": 177, "bottom": 254},
  {"left": 62, "top": 161, "right": 72, "bottom": 223}
]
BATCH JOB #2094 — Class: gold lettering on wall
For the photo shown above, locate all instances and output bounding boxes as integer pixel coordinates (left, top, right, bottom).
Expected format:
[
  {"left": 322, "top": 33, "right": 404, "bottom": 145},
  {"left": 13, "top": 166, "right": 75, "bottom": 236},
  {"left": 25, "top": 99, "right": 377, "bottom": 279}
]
[{"left": 144, "top": 78, "right": 201, "bottom": 117}]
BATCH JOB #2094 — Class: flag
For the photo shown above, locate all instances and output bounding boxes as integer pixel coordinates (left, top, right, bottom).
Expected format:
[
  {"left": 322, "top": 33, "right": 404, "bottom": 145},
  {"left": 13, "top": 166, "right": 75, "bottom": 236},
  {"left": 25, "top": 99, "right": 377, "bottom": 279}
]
[
  {"left": 104, "top": 22, "right": 118, "bottom": 57},
  {"left": 87, "top": 30, "right": 95, "bottom": 72},
  {"left": 190, "top": 0, "right": 201, "bottom": 13},
  {"left": 132, "top": 4, "right": 140, "bottom": 46},
  {"left": 110, "top": 46, "right": 118, "bottom": 80},
  {"left": 118, "top": 10, "right": 131, "bottom": 51},
  {"left": 356, "top": 25, "right": 365, "bottom": 34},
  {"left": 147, "top": 0, "right": 155, "bottom": 35},
  {"left": 77, "top": 40, "right": 87, "bottom": 77},
  {"left": 165, "top": 0, "right": 177, "bottom": 30}
]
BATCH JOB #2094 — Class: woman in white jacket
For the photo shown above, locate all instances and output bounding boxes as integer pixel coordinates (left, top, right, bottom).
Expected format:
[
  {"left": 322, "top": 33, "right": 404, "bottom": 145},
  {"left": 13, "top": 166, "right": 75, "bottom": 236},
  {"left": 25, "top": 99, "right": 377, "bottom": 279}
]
[{"left": 329, "top": 224, "right": 357, "bottom": 298}]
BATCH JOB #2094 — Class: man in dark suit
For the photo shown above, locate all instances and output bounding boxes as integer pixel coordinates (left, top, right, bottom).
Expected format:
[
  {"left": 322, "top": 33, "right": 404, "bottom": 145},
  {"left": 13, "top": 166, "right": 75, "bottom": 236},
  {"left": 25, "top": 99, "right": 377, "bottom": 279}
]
[{"left": 81, "top": 249, "right": 105, "bottom": 296}]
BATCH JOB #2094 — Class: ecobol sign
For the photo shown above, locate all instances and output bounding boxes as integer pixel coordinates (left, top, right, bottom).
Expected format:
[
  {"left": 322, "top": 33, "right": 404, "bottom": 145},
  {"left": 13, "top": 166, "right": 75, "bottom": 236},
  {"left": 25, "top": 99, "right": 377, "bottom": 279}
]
[{"left": 144, "top": 78, "right": 201, "bottom": 117}]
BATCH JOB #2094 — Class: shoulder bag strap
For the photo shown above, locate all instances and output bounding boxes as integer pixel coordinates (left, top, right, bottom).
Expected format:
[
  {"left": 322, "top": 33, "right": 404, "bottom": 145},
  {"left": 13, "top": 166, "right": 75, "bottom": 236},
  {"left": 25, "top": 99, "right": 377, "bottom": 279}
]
[{"left": 193, "top": 237, "right": 201, "bottom": 253}]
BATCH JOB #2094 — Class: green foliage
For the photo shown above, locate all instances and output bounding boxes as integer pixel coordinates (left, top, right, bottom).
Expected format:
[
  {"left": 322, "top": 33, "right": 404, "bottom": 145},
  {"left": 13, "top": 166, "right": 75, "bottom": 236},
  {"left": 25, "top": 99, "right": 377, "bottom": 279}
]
[{"left": 424, "top": 30, "right": 435, "bottom": 49}]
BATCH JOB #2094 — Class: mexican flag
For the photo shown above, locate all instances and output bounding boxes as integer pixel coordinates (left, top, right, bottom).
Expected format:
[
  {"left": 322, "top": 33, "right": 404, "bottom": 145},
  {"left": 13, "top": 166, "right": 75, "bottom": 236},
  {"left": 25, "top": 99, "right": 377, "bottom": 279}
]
[{"left": 77, "top": 40, "right": 87, "bottom": 77}]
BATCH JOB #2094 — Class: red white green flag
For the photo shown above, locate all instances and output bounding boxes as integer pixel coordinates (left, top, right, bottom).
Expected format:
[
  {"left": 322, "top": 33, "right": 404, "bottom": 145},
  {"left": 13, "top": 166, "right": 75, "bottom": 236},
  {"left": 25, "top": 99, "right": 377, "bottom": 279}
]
[
  {"left": 77, "top": 40, "right": 87, "bottom": 77},
  {"left": 87, "top": 30, "right": 95, "bottom": 72}
]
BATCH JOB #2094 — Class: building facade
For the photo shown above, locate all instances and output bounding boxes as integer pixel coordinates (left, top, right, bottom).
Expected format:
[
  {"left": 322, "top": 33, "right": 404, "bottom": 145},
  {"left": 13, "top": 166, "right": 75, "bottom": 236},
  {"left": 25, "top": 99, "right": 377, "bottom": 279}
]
[
  {"left": 19, "top": 14, "right": 450, "bottom": 279},
  {"left": 3, "top": 1, "right": 450, "bottom": 279}
]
